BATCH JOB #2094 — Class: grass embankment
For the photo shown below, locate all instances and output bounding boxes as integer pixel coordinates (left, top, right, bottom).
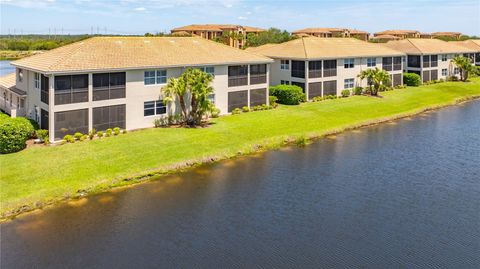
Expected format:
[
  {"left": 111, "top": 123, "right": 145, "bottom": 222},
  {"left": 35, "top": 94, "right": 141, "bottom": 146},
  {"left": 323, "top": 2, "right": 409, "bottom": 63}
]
[
  {"left": 1, "top": 79, "right": 480, "bottom": 219},
  {"left": 0, "top": 50, "right": 42, "bottom": 60}
]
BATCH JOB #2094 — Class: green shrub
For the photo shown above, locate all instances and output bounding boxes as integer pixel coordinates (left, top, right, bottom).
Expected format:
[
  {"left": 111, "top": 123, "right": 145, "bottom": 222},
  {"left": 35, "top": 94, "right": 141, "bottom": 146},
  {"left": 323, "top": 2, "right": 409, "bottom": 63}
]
[
  {"left": 105, "top": 128, "right": 112, "bottom": 137},
  {"left": 210, "top": 108, "right": 220, "bottom": 118},
  {"left": 242, "top": 106, "right": 250, "bottom": 113},
  {"left": 353, "top": 87, "right": 363, "bottom": 95},
  {"left": 36, "top": 129, "right": 49, "bottom": 141},
  {"left": 312, "top": 96, "right": 324, "bottom": 102},
  {"left": 74, "top": 132, "right": 83, "bottom": 140},
  {"left": 113, "top": 127, "right": 120, "bottom": 136},
  {"left": 89, "top": 128, "right": 96, "bottom": 140},
  {"left": 44, "top": 135, "right": 50, "bottom": 145},
  {"left": 325, "top": 95, "right": 337, "bottom": 100},
  {"left": 97, "top": 131, "right": 104, "bottom": 138},
  {"left": 63, "top": 135, "right": 75, "bottom": 143},
  {"left": 231, "top": 108, "right": 242, "bottom": 115},
  {"left": 154, "top": 117, "right": 168, "bottom": 127},
  {"left": 341, "top": 90, "right": 351, "bottom": 97},
  {"left": 447, "top": 76, "right": 459, "bottom": 81},
  {"left": 80, "top": 134, "right": 88, "bottom": 141},
  {"left": 122, "top": 129, "right": 128, "bottom": 134},
  {"left": 269, "top": 85, "right": 306, "bottom": 105},
  {"left": 269, "top": 95, "right": 278, "bottom": 107},
  {"left": 403, "top": 73, "right": 421, "bottom": 86},
  {"left": 0, "top": 116, "right": 36, "bottom": 154}
]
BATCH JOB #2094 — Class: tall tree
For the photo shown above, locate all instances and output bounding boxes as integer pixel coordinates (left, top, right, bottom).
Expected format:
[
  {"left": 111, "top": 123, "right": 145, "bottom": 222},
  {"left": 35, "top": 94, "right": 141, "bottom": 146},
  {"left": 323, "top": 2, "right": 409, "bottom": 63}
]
[
  {"left": 245, "top": 28, "right": 295, "bottom": 48},
  {"left": 163, "top": 68, "right": 214, "bottom": 126},
  {"left": 358, "top": 68, "right": 391, "bottom": 96},
  {"left": 452, "top": 56, "right": 473, "bottom": 82}
]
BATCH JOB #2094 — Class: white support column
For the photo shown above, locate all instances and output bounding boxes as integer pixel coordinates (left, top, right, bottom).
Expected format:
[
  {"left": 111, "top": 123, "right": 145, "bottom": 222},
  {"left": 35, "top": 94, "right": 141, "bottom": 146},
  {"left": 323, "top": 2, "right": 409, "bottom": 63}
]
[
  {"left": 48, "top": 75, "right": 55, "bottom": 143},
  {"left": 88, "top": 73, "right": 93, "bottom": 132},
  {"left": 266, "top": 63, "right": 270, "bottom": 105},
  {"left": 247, "top": 65, "right": 251, "bottom": 108},
  {"left": 304, "top": 61, "right": 309, "bottom": 100}
]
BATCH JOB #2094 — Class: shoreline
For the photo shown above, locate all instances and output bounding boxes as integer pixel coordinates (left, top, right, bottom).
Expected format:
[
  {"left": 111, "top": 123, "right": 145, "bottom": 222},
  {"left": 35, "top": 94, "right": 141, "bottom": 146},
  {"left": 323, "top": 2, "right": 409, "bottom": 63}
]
[{"left": 2, "top": 94, "right": 479, "bottom": 222}]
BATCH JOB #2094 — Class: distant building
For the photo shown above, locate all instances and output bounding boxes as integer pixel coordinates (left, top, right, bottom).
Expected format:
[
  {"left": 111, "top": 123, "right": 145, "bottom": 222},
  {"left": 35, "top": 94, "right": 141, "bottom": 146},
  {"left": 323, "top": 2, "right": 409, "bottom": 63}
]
[
  {"left": 451, "top": 40, "right": 480, "bottom": 65},
  {"left": 431, "top": 32, "right": 463, "bottom": 40},
  {"left": 292, "top": 28, "right": 369, "bottom": 41},
  {"left": 170, "top": 24, "right": 265, "bottom": 48},
  {"left": 374, "top": 30, "right": 421, "bottom": 39},
  {"left": 383, "top": 39, "right": 477, "bottom": 82},
  {"left": 371, "top": 35, "right": 401, "bottom": 42}
]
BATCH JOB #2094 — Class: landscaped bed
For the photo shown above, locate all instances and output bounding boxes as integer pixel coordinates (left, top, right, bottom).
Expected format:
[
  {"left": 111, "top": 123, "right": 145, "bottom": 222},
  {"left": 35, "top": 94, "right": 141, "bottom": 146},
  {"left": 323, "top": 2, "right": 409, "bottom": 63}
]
[{"left": 1, "top": 78, "right": 480, "bottom": 219}]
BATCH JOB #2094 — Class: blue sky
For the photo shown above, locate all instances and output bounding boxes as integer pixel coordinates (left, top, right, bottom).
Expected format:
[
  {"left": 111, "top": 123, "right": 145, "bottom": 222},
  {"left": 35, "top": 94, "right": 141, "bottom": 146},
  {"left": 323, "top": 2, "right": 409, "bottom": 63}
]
[{"left": 1, "top": 0, "right": 479, "bottom": 35}]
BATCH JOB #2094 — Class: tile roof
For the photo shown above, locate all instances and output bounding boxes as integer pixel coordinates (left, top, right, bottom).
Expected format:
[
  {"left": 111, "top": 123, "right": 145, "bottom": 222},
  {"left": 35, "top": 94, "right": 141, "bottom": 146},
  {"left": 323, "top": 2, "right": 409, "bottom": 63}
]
[
  {"left": 245, "top": 37, "right": 404, "bottom": 60},
  {"left": 431, "top": 32, "right": 462, "bottom": 36},
  {"left": 383, "top": 38, "right": 477, "bottom": 54},
  {"left": 371, "top": 35, "right": 401, "bottom": 40},
  {"left": 375, "top": 30, "right": 419, "bottom": 35},
  {"left": 12, "top": 37, "right": 272, "bottom": 74},
  {"left": 0, "top": 73, "right": 26, "bottom": 96},
  {"left": 450, "top": 40, "right": 480, "bottom": 51},
  {"left": 171, "top": 24, "right": 265, "bottom": 32}
]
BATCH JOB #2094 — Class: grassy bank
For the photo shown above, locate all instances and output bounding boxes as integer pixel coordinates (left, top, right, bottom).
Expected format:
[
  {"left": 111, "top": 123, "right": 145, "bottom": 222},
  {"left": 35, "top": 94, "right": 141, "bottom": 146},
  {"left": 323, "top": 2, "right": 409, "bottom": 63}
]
[
  {"left": 1, "top": 78, "right": 480, "bottom": 219},
  {"left": 0, "top": 50, "right": 42, "bottom": 60}
]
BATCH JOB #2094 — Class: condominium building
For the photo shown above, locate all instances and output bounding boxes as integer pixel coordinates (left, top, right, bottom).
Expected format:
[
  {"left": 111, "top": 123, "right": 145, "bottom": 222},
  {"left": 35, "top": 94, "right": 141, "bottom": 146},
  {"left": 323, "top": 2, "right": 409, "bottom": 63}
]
[
  {"left": 170, "top": 24, "right": 265, "bottom": 48},
  {"left": 293, "top": 28, "right": 369, "bottom": 41},
  {"left": 374, "top": 30, "right": 421, "bottom": 39},
  {"left": 0, "top": 73, "right": 26, "bottom": 118},
  {"left": 431, "top": 32, "right": 463, "bottom": 40},
  {"left": 383, "top": 39, "right": 477, "bottom": 82},
  {"left": 246, "top": 37, "right": 405, "bottom": 100},
  {"left": 7, "top": 37, "right": 272, "bottom": 142},
  {"left": 452, "top": 40, "right": 480, "bottom": 65}
]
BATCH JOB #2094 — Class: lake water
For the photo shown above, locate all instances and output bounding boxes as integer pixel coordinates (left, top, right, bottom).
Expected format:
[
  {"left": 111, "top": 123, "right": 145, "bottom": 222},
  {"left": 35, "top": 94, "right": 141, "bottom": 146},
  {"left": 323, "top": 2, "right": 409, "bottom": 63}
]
[
  {"left": 0, "top": 60, "right": 15, "bottom": 76},
  {"left": 1, "top": 101, "right": 479, "bottom": 268}
]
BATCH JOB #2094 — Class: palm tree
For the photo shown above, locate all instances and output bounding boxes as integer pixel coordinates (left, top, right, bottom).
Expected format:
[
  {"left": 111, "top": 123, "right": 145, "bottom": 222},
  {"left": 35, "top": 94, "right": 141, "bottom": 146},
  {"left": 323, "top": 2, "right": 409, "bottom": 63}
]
[
  {"left": 162, "top": 68, "right": 214, "bottom": 126},
  {"left": 358, "top": 68, "right": 391, "bottom": 96},
  {"left": 452, "top": 56, "right": 473, "bottom": 82}
]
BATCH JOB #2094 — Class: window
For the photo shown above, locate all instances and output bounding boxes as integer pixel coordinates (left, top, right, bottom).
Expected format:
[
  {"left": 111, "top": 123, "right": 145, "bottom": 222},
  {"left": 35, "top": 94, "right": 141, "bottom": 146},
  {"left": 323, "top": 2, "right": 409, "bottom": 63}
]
[
  {"left": 144, "top": 70, "right": 166, "bottom": 85},
  {"left": 308, "top": 82, "right": 322, "bottom": 99},
  {"left": 250, "top": 64, "right": 267, "bottom": 84},
  {"left": 41, "top": 75, "right": 49, "bottom": 104},
  {"left": 228, "top": 90, "right": 248, "bottom": 112},
  {"left": 250, "top": 88, "right": 267, "bottom": 107},
  {"left": 423, "top": 55, "right": 430, "bottom": 68},
  {"left": 367, "top": 58, "right": 376, "bottom": 67},
  {"left": 344, "top": 58, "right": 354, "bottom": 69},
  {"left": 280, "top": 60, "right": 289, "bottom": 70},
  {"left": 228, "top": 65, "right": 248, "bottom": 87},
  {"left": 93, "top": 105, "right": 126, "bottom": 131},
  {"left": 454, "top": 67, "right": 459, "bottom": 75},
  {"left": 344, "top": 78, "right": 354, "bottom": 89},
  {"left": 54, "top": 109, "right": 89, "bottom": 139},
  {"left": 291, "top": 60, "right": 305, "bottom": 78},
  {"left": 17, "top": 69, "right": 23, "bottom": 82},
  {"left": 407, "top": 56, "right": 421, "bottom": 68},
  {"left": 93, "top": 72, "right": 126, "bottom": 101},
  {"left": 195, "top": 66, "right": 215, "bottom": 76},
  {"left": 280, "top": 80, "right": 290, "bottom": 85},
  {"left": 393, "top": 57, "right": 402, "bottom": 70},
  {"left": 323, "top": 80, "right": 337, "bottom": 96},
  {"left": 323, "top": 60, "right": 337, "bottom": 77},
  {"left": 54, "top": 75, "right": 89, "bottom": 105},
  {"left": 144, "top": 100, "right": 166, "bottom": 117},
  {"left": 441, "top": 54, "right": 447, "bottom": 62},
  {"left": 382, "top": 57, "right": 393, "bottom": 71},
  {"left": 308, "top": 60, "right": 322, "bottom": 78},
  {"left": 442, "top": 69, "right": 448, "bottom": 76},
  {"left": 34, "top": 73, "right": 40, "bottom": 89},
  {"left": 207, "top": 94, "right": 215, "bottom": 105},
  {"left": 430, "top": 55, "right": 438, "bottom": 67},
  {"left": 392, "top": 74, "right": 402, "bottom": 87}
]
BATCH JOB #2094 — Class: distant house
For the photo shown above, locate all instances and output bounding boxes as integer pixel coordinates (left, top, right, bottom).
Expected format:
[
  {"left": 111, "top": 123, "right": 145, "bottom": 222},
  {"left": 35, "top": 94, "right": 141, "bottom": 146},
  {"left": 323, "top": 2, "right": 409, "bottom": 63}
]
[
  {"left": 383, "top": 39, "right": 477, "bottom": 82},
  {"left": 293, "top": 28, "right": 369, "bottom": 41},
  {"left": 451, "top": 40, "right": 480, "bottom": 65},
  {"left": 246, "top": 37, "right": 405, "bottom": 100},
  {"left": 431, "top": 32, "right": 463, "bottom": 40},
  {"left": 371, "top": 35, "right": 401, "bottom": 42},
  {"left": 374, "top": 30, "right": 421, "bottom": 39},
  {"left": 6, "top": 37, "right": 272, "bottom": 142},
  {"left": 170, "top": 24, "right": 265, "bottom": 48}
]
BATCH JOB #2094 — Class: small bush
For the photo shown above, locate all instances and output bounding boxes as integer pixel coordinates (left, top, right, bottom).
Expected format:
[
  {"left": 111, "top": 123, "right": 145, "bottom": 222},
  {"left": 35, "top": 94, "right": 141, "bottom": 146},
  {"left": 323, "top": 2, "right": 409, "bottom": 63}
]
[
  {"left": 122, "top": 129, "right": 128, "bottom": 134},
  {"left": 210, "top": 108, "right": 220, "bottom": 118},
  {"left": 36, "top": 129, "right": 49, "bottom": 141},
  {"left": 105, "top": 128, "right": 112, "bottom": 137},
  {"left": 63, "top": 135, "right": 75, "bottom": 143},
  {"left": 353, "top": 87, "right": 363, "bottom": 95},
  {"left": 89, "top": 128, "right": 96, "bottom": 140},
  {"left": 0, "top": 116, "right": 36, "bottom": 154},
  {"left": 80, "top": 134, "right": 88, "bottom": 141},
  {"left": 295, "top": 136, "right": 309, "bottom": 147},
  {"left": 447, "top": 76, "right": 458, "bottom": 81},
  {"left": 74, "top": 132, "right": 83, "bottom": 140},
  {"left": 269, "top": 85, "right": 306, "bottom": 105},
  {"left": 312, "top": 96, "right": 324, "bottom": 102},
  {"left": 154, "top": 117, "right": 168, "bottom": 128},
  {"left": 242, "top": 106, "right": 250, "bottom": 113},
  {"left": 341, "top": 90, "right": 351, "bottom": 97},
  {"left": 113, "top": 127, "right": 120, "bottom": 136},
  {"left": 231, "top": 108, "right": 242, "bottom": 115},
  {"left": 325, "top": 95, "right": 337, "bottom": 100},
  {"left": 403, "top": 73, "right": 421, "bottom": 86},
  {"left": 44, "top": 135, "right": 50, "bottom": 145},
  {"left": 97, "top": 131, "right": 104, "bottom": 138},
  {"left": 269, "top": 96, "right": 278, "bottom": 107}
]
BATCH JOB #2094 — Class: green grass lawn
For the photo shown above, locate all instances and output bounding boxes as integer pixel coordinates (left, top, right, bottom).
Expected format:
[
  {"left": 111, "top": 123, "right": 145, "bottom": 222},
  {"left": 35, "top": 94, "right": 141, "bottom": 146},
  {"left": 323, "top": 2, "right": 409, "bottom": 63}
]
[{"left": 1, "top": 78, "right": 480, "bottom": 218}]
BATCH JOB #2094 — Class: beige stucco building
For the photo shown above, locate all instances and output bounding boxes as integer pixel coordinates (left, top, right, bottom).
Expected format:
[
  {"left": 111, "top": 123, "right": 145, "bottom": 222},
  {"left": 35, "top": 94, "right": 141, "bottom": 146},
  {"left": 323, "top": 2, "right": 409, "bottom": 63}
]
[
  {"left": 383, "top": 39, "right": 477, "bottom": 82},
  {"left": 293, "top": 28, "right": 369, "bottom": 41},
  {"left": 170, "top": 24, "right": 265, "bottom": 48},
  {"left": 247, "top": 37, "right": 405, "bottom": 100},
  {"left": 6, "top": 37, "right": 272, "bottom": 142}
]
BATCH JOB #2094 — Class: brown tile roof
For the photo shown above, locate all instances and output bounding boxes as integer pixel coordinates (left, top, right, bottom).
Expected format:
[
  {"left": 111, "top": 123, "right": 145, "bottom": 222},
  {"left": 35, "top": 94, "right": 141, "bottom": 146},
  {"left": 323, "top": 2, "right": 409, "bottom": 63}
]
[
  {"left": 450, "top": 40, "right": 480, "bottom": 51},
  {"left": 349, "top": 29, "right": 369, "bottom": 34},
  {"left": 11, "top": 37, "right": 272, "bottom": 74},
  {"left": 431, "top": 32, "right": 462, "bottom": 36},
  {"left": 383, "top": 38, "right": 476, "bottom": 54},
  {"left": 171, "top": 24, "right": 265, "bottom": 33},
  {"left": 293, "top": 28, "right": 343, "bottom": 34},
  {"left": 375, "top": 30, "right": 419, "bottom": 35},
  {"left": 371, "top": 35, "right": 401, "bottom": 40},
  {"left": 0, "top": 73, "right": 26, "bottom": 96},
  {"left": 245, "top": 37, "right": 404, "bottom": 59}
]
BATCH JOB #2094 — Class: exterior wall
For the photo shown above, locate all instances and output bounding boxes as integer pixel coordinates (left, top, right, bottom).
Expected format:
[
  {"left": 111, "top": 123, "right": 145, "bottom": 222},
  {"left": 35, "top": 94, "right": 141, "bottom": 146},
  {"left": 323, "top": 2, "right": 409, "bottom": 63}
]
[
  {"left": 269, "top": 56, "right": 404, "bottom": 99},
  {"left": 0, "top": 87, "right": 25, "bottom": 117},
  {"left": 13, "top": 69, "right": 49, "bottom": 122},
  {"left": 405, "top": 53, "right": 460, "bottom": 82}
]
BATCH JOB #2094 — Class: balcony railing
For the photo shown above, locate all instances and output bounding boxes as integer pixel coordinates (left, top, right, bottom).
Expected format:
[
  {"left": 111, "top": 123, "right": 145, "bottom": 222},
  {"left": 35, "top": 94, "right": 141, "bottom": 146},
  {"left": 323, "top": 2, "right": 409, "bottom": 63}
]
[
  {"left": 250, "top": 74, "right": 267, "bottom": 85},
  {"left": 228, "top": 75, "right": 248, "bottom": 87},
  {"left": 308, "top": 70, "right": 322, "bottom": 78},
  {"left": 93, "top": 86, "right": 126, "bottom": 101},
  {"left": 423, "top": 62, "right": 430, "bottom": 68},
  {"left": 323, "top": 68, "right": 337, "bottom": 77}
]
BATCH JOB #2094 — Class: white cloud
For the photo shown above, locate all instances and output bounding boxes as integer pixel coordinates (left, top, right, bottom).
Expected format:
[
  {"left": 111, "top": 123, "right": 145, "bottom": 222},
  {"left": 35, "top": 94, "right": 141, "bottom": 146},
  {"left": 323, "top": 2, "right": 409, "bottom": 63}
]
[
  {"left": 237, "top": 16, "right": 247, "bottom": 20},
  {"left": 134, "top": 7, "right": 146, "bottom": 12}
]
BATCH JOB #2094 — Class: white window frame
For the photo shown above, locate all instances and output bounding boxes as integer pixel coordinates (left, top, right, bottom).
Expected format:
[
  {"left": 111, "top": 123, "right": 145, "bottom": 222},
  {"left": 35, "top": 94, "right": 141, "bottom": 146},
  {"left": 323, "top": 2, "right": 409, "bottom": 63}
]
[
  {"left": 156, "top": 70, "right": 167, "bottom": 84},
  {"left": 344, "top": 78, "right": 354, "bottom": 89},
  {"left": 441, "top": 54, "right": 447, "bottom": 62},
  {"left": 34, "top": 72, "right": 40, "bottom": 89},
  {"left": 280, "top": 80, "right": 290, "bottom": 85},
  {"left": 144, "top": 70, "right": 167, "bottom": 85},
  {"left": 441, "top": 69, "right": 448, "bottom": 76},
  {"left": 207, "top": 93, "right": 215, "bottom": 105},
  {"left": 367, "top": 58, "right": 376, "bottom": 67},
  {"left": 144, "top": 100, "right": 167, "bottom": 117},
  {"left": 344, "top": 58, "right": 354, "bottom": 69},
  {"left": 454, "top": 67, "right": 459, "bottom": 75},
  {"left": 144, "top": 71, "right": 156, "bottom": 85},
  {"left": 195, "top": 66, "right": 215, "bottom": 77},
  {"left": 18, "top": 68, "right": 23, "bottom": 82},
  {"left": 280, "top": 60, "right": 289, "bottom": 70}
]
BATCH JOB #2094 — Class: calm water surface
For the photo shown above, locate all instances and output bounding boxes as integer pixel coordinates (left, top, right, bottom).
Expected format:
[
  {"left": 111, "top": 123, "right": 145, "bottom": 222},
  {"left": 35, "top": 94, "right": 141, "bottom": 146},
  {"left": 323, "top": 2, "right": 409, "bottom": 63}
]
[
  {"left": 1, "top": 101, "right": 480, "bottom": 268},
  {"left": 0, "top": 60, "right": 14, "bottom": 76}
]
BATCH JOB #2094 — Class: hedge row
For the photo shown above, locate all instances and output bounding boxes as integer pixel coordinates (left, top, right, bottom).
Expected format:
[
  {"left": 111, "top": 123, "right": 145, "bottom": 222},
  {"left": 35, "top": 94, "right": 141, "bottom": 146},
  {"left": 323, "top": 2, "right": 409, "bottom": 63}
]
[{"left": 0, "top": 114, "right": 37, "bottom": 154}]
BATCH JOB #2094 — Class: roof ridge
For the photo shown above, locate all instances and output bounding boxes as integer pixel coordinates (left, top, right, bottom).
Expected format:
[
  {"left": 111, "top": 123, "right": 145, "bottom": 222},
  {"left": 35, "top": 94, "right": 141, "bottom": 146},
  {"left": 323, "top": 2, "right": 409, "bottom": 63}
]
[
  {"left": 301, "top": 37, "right": 308, "bottom": 58},
  {"left": 405, "top": 38, "right": 423, "bottom": 54},
  {"left": 44, "top": 38, "right": 94, "bottom": 71}
]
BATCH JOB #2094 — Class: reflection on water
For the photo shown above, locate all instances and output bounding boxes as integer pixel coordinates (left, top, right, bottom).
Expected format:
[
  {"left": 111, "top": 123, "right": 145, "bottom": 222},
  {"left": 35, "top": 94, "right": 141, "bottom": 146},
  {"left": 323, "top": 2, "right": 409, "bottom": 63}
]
[{"left": 1, "top": 101, "right": 480, "bottom": 268}]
